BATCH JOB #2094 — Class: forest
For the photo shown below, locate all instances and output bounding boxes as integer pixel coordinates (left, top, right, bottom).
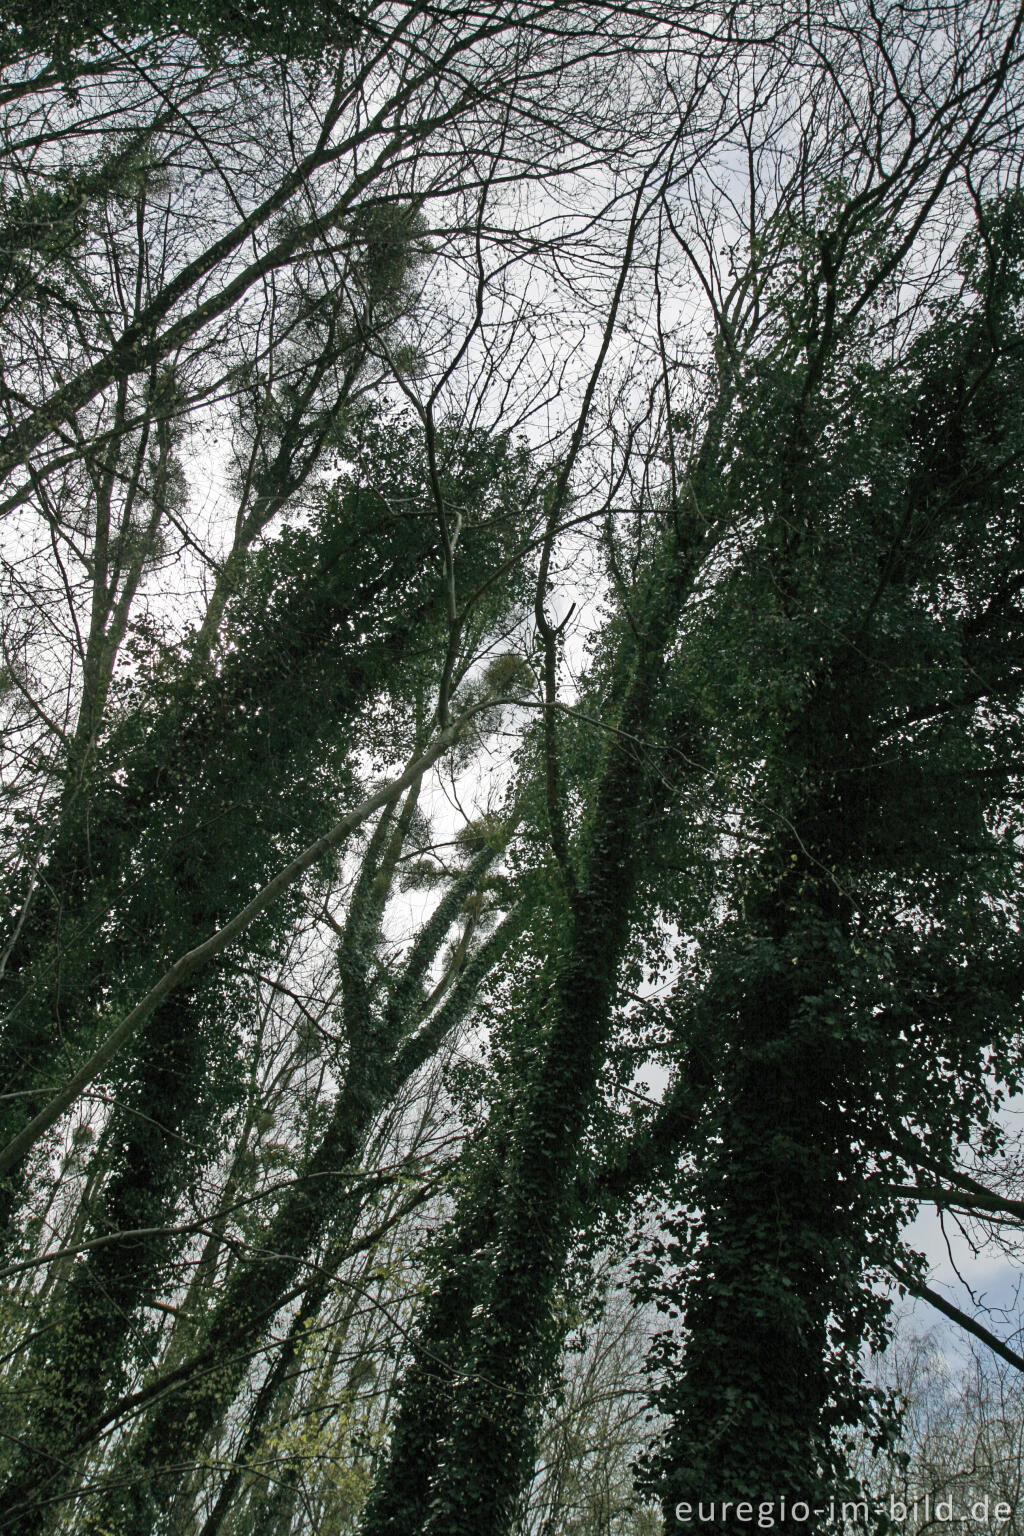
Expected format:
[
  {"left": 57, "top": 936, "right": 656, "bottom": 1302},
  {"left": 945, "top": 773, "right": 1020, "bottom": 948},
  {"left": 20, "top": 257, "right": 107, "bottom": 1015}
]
[{"left": 2, "top": 2, "right": 1024, "bottom": 1533}]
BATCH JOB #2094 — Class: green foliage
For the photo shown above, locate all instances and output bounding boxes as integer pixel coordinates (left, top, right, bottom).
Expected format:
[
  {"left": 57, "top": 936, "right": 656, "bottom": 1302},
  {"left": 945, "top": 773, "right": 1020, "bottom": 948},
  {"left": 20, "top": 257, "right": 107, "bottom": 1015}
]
[
  {"left": 4, "top": 19, "right": 1024, "bottom": 1533},
  {"left": 0, "top": 0, "right": 366, "bottom": 75},
  {"left": 633, "top": 194, "right": 1024, "bottom": 1528},
  {"left": 0, "top": 134, "right": 166, "bottom": 319},
  {"left": 0, "top": 407, "right": 544, "bottom": 1533}
]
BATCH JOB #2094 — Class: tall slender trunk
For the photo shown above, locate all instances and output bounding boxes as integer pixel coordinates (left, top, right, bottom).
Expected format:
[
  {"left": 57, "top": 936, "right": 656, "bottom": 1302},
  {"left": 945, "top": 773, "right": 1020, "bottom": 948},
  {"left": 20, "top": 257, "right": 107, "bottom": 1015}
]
[{"left": 361, "top": 512, "right": 712, "bottom": 1536}]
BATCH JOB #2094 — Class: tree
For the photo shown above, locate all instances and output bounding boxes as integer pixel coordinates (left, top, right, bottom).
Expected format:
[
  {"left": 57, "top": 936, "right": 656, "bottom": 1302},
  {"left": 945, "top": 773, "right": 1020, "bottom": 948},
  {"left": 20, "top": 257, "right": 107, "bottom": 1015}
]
[
  {"left": 855, "top": 1322, "right": 1024, "bottom": 1535},
  {"left": 637, "top": 189, "right": 1024, "bottom": 1531},
  {"left": 0, "top": 407, "right": 542, "bottom": 1533},
  {"left": 5, "top": 6, "right": 1024, "bottom": 1536}
]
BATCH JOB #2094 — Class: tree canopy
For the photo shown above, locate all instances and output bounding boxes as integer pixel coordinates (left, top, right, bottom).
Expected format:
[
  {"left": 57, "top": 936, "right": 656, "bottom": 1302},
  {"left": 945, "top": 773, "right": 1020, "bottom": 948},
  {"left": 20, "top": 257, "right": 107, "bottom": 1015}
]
[{"left": 2, "top": 5, "right": 1024, "bottom": 1536}]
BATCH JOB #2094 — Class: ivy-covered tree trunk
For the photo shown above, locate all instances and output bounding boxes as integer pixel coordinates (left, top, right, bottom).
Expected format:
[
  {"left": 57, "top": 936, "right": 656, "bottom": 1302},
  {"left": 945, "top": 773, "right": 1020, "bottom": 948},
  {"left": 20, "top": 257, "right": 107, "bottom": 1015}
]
[
  {"left": 0, "top": 989, "right": 233, "bottom": 1533},
  {"left": 360, "top": 495, "right": 720, "bottom": 1536},
  {"left": 647, "top": 781, "right": 891, "bottom": 1531},
  {"left": 69, "top": 841, "right": 520, "bottom": 1536},
  {"left": 643, "top": 194, "right": 1024, "bottom": 1531},
  {"left": 0, "top": 417, "right": 541, "bottom": 1532}
]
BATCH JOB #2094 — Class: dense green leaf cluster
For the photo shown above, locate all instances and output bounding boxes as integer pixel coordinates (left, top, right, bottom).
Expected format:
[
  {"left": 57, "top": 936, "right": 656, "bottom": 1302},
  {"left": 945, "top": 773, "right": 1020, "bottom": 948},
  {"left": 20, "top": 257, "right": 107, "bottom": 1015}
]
[
  {"left": 634, "top": 197, "right": 1024, "bottom": 1530},
  {"left": 1, "top": 0, "right": 365, "bottom": 76}
]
